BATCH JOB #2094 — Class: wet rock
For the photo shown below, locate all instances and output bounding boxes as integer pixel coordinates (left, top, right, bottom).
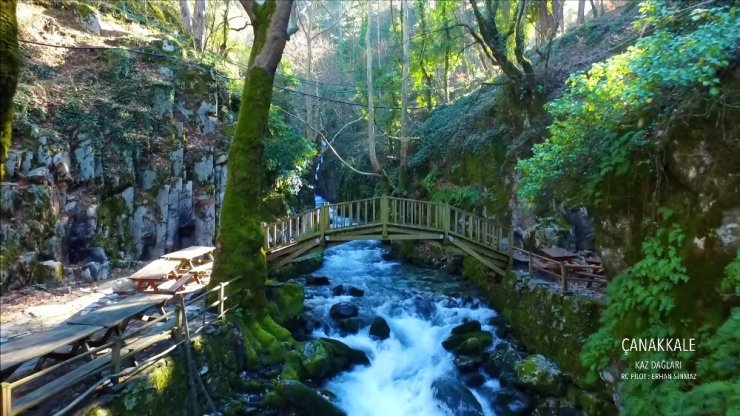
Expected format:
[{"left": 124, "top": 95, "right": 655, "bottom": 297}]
[
  {"left": 301, "top": 338, "right": 369, "bottom": 381},
  {"left": 484, "top": 342, "right": 523, "bottom": 380},
  {"left": 336, "top": 317, "right": 361, "bottom": 334},
  {"left": 431, "top": 377, "right": 484, "bottom": 416},
  {"left": 490, "top": 388, "right": 533, "bottom": 416},
  {"left": 347, "top": 286, "right": 364, "bottom": 297},
  {"left": 462, "top": 372, "right": 486, "bottom": 388},
  {"left": 452, "top": 320, "right": 482, "bottom": 335},
  {"left": 306, "top": 275, "right": 331, "bottom": 286},
  {"left": 331, "top": 284, "right": 345, "bottom": 296},
  {"left": 329, "top": 302, "right": 358, "bottom": 320},
  {"left": 454, "top": 356, "right": 482, "bottom": 373},
  {"left": 411, "top": 296, "right": 437, "bottom": 320},
  {"left": 442, "top": 331, "right": 493, "bottom": 353},
  {"left": 514, "top": 354, "right": 564, "bottom": 396},
  {"left": 369, "top": 316, "right": 391, "bottom": 340},
  {"left": 455, "top": 338, "right": 485, "bottom": 357},
  {"left": 270, "top": 380, "right": 346, "bottom": 416},
  {"left": 27, "top": 167, "right": 49, "bottom": 184}
]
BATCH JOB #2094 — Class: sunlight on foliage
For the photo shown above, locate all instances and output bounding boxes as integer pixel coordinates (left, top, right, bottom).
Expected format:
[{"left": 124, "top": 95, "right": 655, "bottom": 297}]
[{"left": 517, "top": 1, "right": 739, "bottom": 208}]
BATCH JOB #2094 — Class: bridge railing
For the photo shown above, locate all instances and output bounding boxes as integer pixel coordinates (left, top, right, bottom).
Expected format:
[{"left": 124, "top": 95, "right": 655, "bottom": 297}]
[
  {"left": 327, "top": 197, "right": 382, "bottom": 230},
  {"left": 448, "top": 206, "right": 503, "bottom": 251},
  {"left": 263, "top": 196, "right": 513, "bottom": 262},
  {"left": 386, "top": 197, "right": 444, "bottom": 231}
]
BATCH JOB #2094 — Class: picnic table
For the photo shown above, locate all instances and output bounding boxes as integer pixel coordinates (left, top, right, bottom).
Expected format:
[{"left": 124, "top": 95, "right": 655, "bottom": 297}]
[
  {"left": 161, "top": 246, "right": 215, "bottom": 268},
  {"left": 540, "top": 247, "right": 576, "bottom": 261},
  {"left": 67, "top": 293, "right": 172, "bottom": 334},
  {"left": 0, "top": 324, "right": 104, "bottom": 381},
  {"left": 128, "top": 259, "right": 183, "bottom": 292}
]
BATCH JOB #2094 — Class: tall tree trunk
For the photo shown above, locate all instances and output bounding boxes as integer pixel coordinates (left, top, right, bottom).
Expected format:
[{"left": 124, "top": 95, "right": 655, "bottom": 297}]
[
  {"left": 179, "top": 0, "right": 192, "bottom": 35},
  {"left": 192, "top": 0, "right": 206, "bottom": 50},
  {"left": 0, "top": 0, "right": 19, "bottom": 181},
  {"left": 219, "top": 0, "right": 229, "bottom": 56},
  {"left": 212, "top": 0, "right": 293, "bottom": 317},
  {"left": 366, "top": 2, "right": 382, "bottom": 176},
  {"left": 443, "top": 1, "right": 451, "bottom": 104},
  {"left": 589, "top": 0, "right": 599, "bottom": 18},
  {"left": 398, "top": 0, "right": 410, "bottom": 191},
  {"left": 577, "top": 0, "right": 586, "bottom": 24},
  {"left": 554, "top": 0, "right": 564, "bottom": 34}
]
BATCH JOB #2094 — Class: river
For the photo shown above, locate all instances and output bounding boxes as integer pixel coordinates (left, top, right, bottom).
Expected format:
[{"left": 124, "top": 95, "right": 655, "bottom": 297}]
[{"left": 301, "top": 199, "right": 504, "bottom": 416}]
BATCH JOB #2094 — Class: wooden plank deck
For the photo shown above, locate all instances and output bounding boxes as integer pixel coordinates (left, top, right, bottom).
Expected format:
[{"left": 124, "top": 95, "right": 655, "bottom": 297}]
[
  {"left": 0, "top": 324, "right": 104, "bottom": 373},
  {"left": 66, "top": 293, "right": 172, "bottom": 328}
]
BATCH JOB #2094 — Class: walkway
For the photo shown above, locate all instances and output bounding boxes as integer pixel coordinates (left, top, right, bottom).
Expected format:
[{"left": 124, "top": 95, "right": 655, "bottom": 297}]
[{"left": 263, "top": 196, "right": 512, "bottom": 275}]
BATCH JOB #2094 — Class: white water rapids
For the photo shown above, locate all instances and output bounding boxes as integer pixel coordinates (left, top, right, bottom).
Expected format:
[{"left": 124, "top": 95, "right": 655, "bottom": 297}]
[{"left": 303, "top": 198, "right": 503, "bottom": 416}]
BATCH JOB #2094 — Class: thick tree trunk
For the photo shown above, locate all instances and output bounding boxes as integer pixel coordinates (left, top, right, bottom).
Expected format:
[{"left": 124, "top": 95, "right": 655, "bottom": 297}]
[
  {"left": 211, "top": 0, "right": 293, "bottom": 317},
  {"left": 577, "top": 0, "right": 586, "bottom": 24},
  {"left": 0, "top": 0, "right": 19, "bottom": 181},
  {"left": 179, "top": 0, "right": 192, "bottom": 35},
  {"left": 398, "top": 0, "right": 410, "bottom": 191},
  {"left": 192, "top": 0, "right": 206, "bottom": 50},
  {"left": 589, "top": 0, "right": 599, "bottom": 18},
  {"left": 366, "top": 2, "right": 382, "bottom": 176}
]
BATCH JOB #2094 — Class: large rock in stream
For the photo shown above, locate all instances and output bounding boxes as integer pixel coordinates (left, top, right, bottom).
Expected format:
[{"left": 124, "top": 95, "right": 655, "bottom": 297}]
[
  {"left": 301, "top": 338, "right": 369, "bottom": 381},
  {"left": 513, "top": 354, "right": 564, "bottom": 396},
  {"left": 329, "top": 302, "right": 359, "bottom": 319},
  {"left": 431, "top": 377, "right": 484, "bottom": 416},
  {"left": 270, "top": 380, "right": 346, "bottom": 416}
]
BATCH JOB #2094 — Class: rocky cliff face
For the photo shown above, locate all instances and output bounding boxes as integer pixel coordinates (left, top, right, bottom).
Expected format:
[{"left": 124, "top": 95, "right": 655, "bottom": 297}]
[{"left": 1, "top": 3, "right": 237, "bottom": 288}]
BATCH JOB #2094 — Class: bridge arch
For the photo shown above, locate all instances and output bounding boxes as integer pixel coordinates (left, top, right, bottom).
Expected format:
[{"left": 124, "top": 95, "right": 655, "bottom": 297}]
[{"left": 263, "top": 197, "right": 512, "bottom": 275}]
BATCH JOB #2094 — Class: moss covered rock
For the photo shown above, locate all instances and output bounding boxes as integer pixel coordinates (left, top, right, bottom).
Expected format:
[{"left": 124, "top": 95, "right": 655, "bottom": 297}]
[
  {"left": 266, "top": 281, "right": 304, "bottom": 327},
  {"left": 300, "top": 338, "right": 369, "bottom": 381},
  {"left": 441, "top": 331, "right": 493, "bottom": 353},
  {"left": 514, "top": 354, "right": 564, "bottom": 397},
  {"left": 267, "top": 380, "right": 346, "bottom": 416}
]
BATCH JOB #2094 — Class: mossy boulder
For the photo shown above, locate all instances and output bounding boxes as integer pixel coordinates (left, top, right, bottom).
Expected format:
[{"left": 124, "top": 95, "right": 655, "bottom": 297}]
[
  {"left": 483, "top": 342, "right": 523, "bottom": 380},
  {"left": 266, "top": 380, "right": 346, "bottom": 416},
  {"left": 452, "top": 320, "right": 482, "bottom": 335},
  {"left": 441, "top": 331, "right": 493, "bottom": 353},
  {"left": 266, "top": 281, "right": 304, "bottom": 328},
  {"left": 31, "top": 260, "right": 63, "bottom": 284},
  {"left": 513, "top": 354, "right": 564, "bottom": 397},
  {"left": 300, "top": 338, "right": 369, "bottom": 381}
]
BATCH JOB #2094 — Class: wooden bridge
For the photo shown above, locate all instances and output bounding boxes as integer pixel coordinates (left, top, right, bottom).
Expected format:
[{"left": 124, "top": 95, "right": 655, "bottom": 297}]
[{"left": 264, "top": 196, "right": 513, "bottom": 275}]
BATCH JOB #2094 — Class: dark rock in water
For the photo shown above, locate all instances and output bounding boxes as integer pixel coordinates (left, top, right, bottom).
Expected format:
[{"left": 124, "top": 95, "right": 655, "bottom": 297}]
[
  {"left": 337, "top": 317, "right": 361, "bottom": 334},
  {"left": 431, "top": 377, "right": 484, "bottom": 416},
  {"left": 329, "top": 302, "right": 359, "bottom": 319},
  {"left": 484, "top": 342, "right": 523, "bottom": 379},
  {"left": 271, "top": 380, "right": 346, "bottom": 416},
  {"left": 489, "top": 388, "right": 533, "bottom": 416},
  {"left": 369, "top": 316, "right": 391, "bottom": 340},
  {"left": 455, "top": 338, "right": 484, "bottom": 356},
  {"left": 332, "top": 285, "right": 365, "bottom": 297},
  {"left": 347, "top": 286, "right": 365, "bottom": 297},
  {"left": 332, "top": 284, "right": 345, "bottom": 296},
  {"left": 306, "top": 275, "right": 331, "bottom": 285},
  {"left": 442, "top": 331, "right": 493, "bottom": 352},
  {"left": 454, "top": 356, "right": 481, "bottom": 373},
  {"left": 462, "top": 372, "right": 486, "bottom": 388},
  {"left": 411, "top": 296, "right": 437, "bottom": 320},
  {"left": 513, "top": 354, "right": 564, "bottom": 396},
  {"left": 301, "top": 338, "right": 370, "bottom": 381},
  {"left": 452, "top": 320, "right": 482, "bottom": 335},
  {"left": 487, "top": 315, "right": 505, "bottom": 327}
]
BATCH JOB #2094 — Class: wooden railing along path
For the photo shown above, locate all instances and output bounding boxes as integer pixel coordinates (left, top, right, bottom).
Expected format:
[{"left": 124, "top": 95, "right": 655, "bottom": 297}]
[
  {"left": 0, "top": 278, "right": 244, "bottom": 416},
  {"left": 264, "top": 196, "right": 513, "bottom": 276},
  {"left": 514, "top": 247, "right": 607, "bottom": 292}
]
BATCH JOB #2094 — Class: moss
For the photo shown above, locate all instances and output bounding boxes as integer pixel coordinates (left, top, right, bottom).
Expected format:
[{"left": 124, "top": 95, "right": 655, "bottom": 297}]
[
  {"left": 0, "top": 0, "right": 19, "bottom": 181},
  {"left": 270, "top": 249, "right": 324, "bottom": 281},
  {"left": 210, "top": 66, "right": 274, "bottom": 311},
  {"left": 266, "top": 281, "right": 304, "bottom": 327}
]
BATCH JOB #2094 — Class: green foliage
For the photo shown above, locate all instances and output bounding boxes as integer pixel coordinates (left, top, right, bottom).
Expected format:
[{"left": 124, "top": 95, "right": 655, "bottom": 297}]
[
  {"left": 102, "top": 49, "right": 133, "bottom": 81},
  {"left": 264, "top": 106, "right": 316, "bottom": 195},
  {"left": 517, "top": 2, "right": 739, "bottom": 208},
  {"left": 581, "top": 226, "right": 740, "bottom": 414},
  {"left": 422, "top": 167, "right": 484, "bottom": 207}
]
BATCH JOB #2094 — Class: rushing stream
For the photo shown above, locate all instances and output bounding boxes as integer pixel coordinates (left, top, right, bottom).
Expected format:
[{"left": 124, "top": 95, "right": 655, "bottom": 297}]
[{"left": 301, "top": 198, "right": 504, "bottom": 416}]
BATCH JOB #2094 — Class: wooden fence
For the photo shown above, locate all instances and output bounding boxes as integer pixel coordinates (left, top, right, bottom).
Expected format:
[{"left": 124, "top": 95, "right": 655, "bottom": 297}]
[{"left": 0, "top": 277, "right": 245, "bottom": 416}]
